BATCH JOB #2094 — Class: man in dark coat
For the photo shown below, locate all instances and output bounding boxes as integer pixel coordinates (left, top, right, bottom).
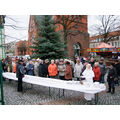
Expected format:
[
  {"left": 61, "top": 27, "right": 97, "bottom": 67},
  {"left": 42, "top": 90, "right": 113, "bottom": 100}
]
[
  {"left": 43, "top": 59, "right": 49, "bottom": 77},
  {"left": 99, "top": 59, "right": 106, "bottom": 83},
  {"left": 16, "top": 59, "right": 24, "bottom": 92},
  {"left": 38, "top": 60, "right": 44, "bottom": 77},
  {"left": 114, "top": 60, "right": 120, "bottom": 85},
  {"left": 107, "top": 63, "right": 117, "bottom": 94}
]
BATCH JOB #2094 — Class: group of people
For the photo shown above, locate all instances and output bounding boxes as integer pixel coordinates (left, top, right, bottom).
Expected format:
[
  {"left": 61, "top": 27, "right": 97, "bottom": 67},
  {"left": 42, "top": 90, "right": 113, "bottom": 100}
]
[{"left": 1, "top": 56, "right": 120, "bottom": 95}]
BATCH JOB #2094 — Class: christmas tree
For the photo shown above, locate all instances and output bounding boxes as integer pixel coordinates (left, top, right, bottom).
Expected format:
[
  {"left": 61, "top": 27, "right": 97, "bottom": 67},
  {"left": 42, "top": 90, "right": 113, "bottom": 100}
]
[{"left": 31, "top": 15, "right": 66, "bottom": 59}]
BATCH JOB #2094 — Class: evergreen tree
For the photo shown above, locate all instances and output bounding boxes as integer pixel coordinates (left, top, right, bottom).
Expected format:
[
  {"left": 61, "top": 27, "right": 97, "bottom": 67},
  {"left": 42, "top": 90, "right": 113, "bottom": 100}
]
[{"left": 31, "top": 15, "right": 66, "bottom": 59}]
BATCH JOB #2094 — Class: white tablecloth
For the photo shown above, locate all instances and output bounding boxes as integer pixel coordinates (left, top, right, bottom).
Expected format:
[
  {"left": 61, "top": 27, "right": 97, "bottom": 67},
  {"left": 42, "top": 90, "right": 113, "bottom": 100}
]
[{"left": 2, "top": 72, "right": 106, "bottom": 94}]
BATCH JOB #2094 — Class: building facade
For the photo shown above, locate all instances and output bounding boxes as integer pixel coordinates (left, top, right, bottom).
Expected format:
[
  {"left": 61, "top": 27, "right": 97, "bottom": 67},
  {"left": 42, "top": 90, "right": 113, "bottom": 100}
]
[
  {"left": 28, "top": 15, "right": 89, "bottom": 59},
  {"left": 15, "top": 40, "right": 28, "bottom": 56},
  {"left": 5, "top": 41, "right": 16, "bottom": 57},
  {"left": 90, "top": 30, "right": 120, "bottom": 48}
]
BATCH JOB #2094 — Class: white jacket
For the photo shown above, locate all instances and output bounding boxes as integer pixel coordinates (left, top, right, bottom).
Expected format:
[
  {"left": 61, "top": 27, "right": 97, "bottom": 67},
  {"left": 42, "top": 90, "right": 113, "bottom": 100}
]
[
  {"left": 82, "top": 68, "right": 95, "bottom": 83},
  {"left": 74, "top": 63, "right": 83, "bottom": 78}
]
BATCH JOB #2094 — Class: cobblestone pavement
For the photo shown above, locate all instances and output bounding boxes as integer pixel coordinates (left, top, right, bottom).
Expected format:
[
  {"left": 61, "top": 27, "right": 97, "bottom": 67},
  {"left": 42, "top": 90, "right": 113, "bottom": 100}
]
[{"left": 0, "top": 77, "right": 120, "bottom": 105}]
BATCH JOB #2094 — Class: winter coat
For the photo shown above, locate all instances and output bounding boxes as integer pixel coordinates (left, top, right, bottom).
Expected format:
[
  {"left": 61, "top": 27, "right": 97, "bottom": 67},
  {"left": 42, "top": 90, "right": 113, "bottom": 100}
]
[
  {"left": 14, "top": 63, "right": 17, "bottom": 73},
  {"left": 114, "top": 63, "right": 120, "bottom": 76},
  {"left": 74, "top": 63, "right": 83, "bottom": 78},
  {"left": 99, "top": 63, "right": 106, "bottom": 75},
  {"left": 26, "top": 64, "right": 34, "bottom": 75},
  {"left": 43, "top": 63, "right": 49, "bottom": 77},
  {"left": 58, "top": 64, "right": 66, "bottom": 76},
  {"left": 65, "top": 65, "right": 72, "bottom": 80},
  {"left": 34, "top": 62, "right": 39, "bottom": 76},
  {"left": 48, "top": 64, "right": 58, "bottom": 77},
  {"left": 38, "top": 63, "right": 44, "bottom": 77},
  {"left": 107, "top": 67, "right": 117, "bottom": 82},
  {"left": 16, "top": 63, "right": 24, "bottom": 78},
  {"left": 93, "top": 66, "right": 101, "bottom": 81}
]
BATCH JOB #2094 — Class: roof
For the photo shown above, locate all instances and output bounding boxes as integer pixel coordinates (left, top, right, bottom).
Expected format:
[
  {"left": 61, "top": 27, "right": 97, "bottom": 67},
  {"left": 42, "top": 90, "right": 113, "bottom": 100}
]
[
  {"left": 90, "top": 30, "right": 120, "bottom": 41},
  {"left": 96, "top": 42, "right": 114, "bottom": 48}
]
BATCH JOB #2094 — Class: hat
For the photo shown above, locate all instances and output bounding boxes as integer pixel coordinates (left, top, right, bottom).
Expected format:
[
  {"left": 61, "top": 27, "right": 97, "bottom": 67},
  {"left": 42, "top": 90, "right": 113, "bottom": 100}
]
[{"left": 60, "top": 59, "right": 64, "bottom": 62}]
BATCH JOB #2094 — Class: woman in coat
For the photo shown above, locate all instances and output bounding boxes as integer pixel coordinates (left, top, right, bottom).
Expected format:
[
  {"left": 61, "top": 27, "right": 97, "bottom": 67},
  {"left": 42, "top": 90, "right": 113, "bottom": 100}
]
[
  {"left": 65, "top": 61, "right": 72, "bottom": 80},
  {"left": 74, "top": 59, "right": 83, "bottom": 81},
  {"left": 93, "top": 62, "right": 101, "bottom": 82},
  {"left": 48, "top": 60, "right": 58, "bottom": 78},
  {"left": 26, "top": 61, "right": 34, "bottom": 76},
  {"left": 58, "top": 59, "right": 66, "bottom": 80}
]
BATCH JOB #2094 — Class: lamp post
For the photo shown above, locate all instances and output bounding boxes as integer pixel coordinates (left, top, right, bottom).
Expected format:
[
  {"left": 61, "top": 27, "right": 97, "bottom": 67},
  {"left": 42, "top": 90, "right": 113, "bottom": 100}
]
[{"left": 0, "top": 15, "right": 5, "bottom": 105}]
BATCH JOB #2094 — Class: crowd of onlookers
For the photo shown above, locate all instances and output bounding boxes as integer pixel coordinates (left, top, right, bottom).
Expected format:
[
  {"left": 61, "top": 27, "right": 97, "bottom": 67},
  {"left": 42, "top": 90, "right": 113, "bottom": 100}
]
[{"left": 1, "top": 56, "right": 120, "bottom": 94}]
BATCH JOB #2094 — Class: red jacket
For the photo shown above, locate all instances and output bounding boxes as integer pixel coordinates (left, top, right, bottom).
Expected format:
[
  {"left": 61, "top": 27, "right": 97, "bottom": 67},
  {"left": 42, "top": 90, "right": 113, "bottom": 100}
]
[
  {"left": 93, "top": 66, "right": 101, "bottom": 81},
  {"left": 48, "top": 64, "right": 58, "bottom": 77}
]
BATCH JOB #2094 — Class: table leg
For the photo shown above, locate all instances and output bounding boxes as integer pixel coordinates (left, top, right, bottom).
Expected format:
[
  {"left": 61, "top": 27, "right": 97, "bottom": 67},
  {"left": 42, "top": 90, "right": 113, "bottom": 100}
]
[
  {"left": 59, "top": 89, "right": 61, "bottom": 98},
  {"left": 49, "top": 87, "right": 51, "bottom": 97},
  {"left": 63, "top": 89, "right": 64, "bottom": 96},
  {"left": 95, "top": 93, "right": 99, "bottom": 105}
]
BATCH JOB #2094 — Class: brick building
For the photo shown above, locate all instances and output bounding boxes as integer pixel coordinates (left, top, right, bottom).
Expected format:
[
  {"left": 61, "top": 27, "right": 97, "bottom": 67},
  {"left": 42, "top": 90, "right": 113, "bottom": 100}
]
[
  {"left": 15, "top": 40, "right": 28, "bottom": 56},
  {"left": 28, "top": 15, "right": 89, "bottom": 59},
  {"left": 90, "top": 30, "right": 120, "bottom": 48}
]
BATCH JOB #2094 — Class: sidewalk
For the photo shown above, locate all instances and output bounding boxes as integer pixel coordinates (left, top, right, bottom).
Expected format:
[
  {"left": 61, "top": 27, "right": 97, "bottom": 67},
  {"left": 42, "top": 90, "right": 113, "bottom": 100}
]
[{"left": 1, "top": 80, "right": 120, "bottom": 105}]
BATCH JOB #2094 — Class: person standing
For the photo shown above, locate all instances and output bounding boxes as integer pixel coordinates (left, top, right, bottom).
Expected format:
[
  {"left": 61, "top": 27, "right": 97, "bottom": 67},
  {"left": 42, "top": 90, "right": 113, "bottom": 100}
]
[
  {"left": 93, "top": 62, "right": 101, "bottom": 82},
  {"left": 82, "top": 64, "right": 95, "bottom": 101},
  {"left": 34, "top": 59, "right": 39, "bottom": 76},
  {"left": 114, "top": 60, "right": 120, "bottom": 85},
  {"left": 89, "top": 58, "right": 95, "bottom": 68},
  {"left": 26, "top": 61, "right": 34, "bottom": 76},
  {"left": 99, "top": 59, "right": 106, "bottom": 83},
  {"left": 74, "top": 59, "right": 83, "bottom": 81},
  {"left": 16, "top": 59, "right": 24, "bottom": 92},
  {"left": 107, "top": 63, "right": 117, "bottom": 94},
  {"left": 38, "top": 59, "right": 44, "bottom": 77},
  {"left": 48, "top": 60, "right": 58, "bottom": 78},
  {"left": 58, "top": 59, "right": 66, "bottom": 80},
  {"left": 65, "top": 61, "right": 72, "bottom": 80},
  {"left": 43, "top": 59, "right": 49, "bottom": 77}
]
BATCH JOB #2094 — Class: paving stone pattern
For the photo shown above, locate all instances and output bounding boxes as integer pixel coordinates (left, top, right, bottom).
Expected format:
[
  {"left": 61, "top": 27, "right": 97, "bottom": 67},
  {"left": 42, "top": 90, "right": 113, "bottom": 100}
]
[{"left": 0, "top": 77, "right": 120, "bottom": 105}]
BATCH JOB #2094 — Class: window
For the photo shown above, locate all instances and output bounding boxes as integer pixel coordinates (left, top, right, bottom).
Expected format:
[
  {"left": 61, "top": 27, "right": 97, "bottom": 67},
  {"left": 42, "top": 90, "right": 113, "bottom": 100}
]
[
  {"left": 31, "top": 34, "right": 34, "bottom": 44},
  {"left": 118, "top": 42, "right": 120, "bottom": 47},
  {"left": 78, "top": 15, "right": 81, "bottom": 22},
  {"left": 115, "top": 42, "right": 118, "bottom": 47},
  {"left": 74, "top": 24, "right": 78, "bottom": 29},
  {"left": 74, "top": 43, "right": 81, "bottom": 57},
  {"left": 112, "top": 42, "right": 114, "bottom": 46}
]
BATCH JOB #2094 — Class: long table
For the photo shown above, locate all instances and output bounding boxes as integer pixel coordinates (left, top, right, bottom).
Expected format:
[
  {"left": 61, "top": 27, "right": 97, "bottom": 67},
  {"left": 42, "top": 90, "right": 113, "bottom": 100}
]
[{"left": 2, "top": 72, "right": 106, "bottom": 104}]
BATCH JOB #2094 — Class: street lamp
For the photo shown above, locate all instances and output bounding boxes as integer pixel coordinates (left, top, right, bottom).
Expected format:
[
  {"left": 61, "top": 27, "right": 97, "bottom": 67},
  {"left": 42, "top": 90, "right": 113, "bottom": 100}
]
[{"left": 0, "top": 15, "right": 5, "bottom": 105}]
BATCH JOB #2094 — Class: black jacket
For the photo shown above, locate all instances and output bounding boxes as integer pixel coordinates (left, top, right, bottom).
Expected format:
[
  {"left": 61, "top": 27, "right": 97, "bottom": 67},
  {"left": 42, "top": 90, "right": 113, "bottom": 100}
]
[
  {"left": 114, "top": 63, "right": 120, "bottom": 76},
  {"left": 107, "top": 67, "right": 117, "bottom": 81},
  {"left": 43, "top": 63, "right": 49, "bottom": 77},
  {"left": 38, "top": 63, "right": 44, "bottom": 77},
  {"left": 16, "top": 63, "right": 24, "bottom": 78}
]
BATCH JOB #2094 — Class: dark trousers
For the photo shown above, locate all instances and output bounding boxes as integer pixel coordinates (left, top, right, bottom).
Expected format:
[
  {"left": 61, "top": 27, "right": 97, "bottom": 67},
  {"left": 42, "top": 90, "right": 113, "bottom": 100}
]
[
  {"left": 59, "top": 76, "right": 65, "bottom": 80},
  {"left": 18, "top": 77, "right": 23, "bottom": 92},
  {"left": 100, "top": 75, "right": 105, "bottom": 83},
  {"left": 108, "top": 79, "right": 115, "bottom": 92}
]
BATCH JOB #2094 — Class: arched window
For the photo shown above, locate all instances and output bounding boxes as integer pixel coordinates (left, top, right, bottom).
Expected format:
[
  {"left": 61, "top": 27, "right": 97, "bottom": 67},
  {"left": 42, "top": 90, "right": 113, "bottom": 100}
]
[{"left": 74, "top": 43, "right": 81, "bottom": 57}]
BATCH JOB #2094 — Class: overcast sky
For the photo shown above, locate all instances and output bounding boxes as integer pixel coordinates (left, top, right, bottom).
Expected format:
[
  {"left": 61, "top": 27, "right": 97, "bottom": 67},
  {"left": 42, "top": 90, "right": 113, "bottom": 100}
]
[{"left": 4, "top": 15, "right": 98, "bottom": 43}]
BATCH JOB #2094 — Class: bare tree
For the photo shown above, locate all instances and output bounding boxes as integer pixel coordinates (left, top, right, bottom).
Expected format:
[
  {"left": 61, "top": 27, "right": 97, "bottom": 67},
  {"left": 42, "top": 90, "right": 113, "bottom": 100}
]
[
  {"left": 90, "top": 15, "right": 120, "bottom": 43},
  {"left": 54, "top": 15, "right": 86, "bottom": 52}
]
